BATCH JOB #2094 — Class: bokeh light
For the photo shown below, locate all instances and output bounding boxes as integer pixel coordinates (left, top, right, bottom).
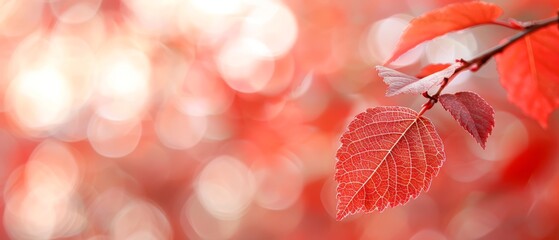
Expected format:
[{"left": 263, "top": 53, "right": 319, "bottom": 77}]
[
  {"left": 3, "top": 141, "right": 85, "bottom": 239},
  {"left": 195, "top": 155, "right": 255, "bottom": 220},
  {"left": 50, "top": 0, "right": 103, "bottom": 24},
  {"left": 87, "top": 115, "right": 142, "bottom": 158},
  {"left": 1, "top": 0, "right": 559, "bottom": 239},
  {"left": 6, "top": 67, "right": 73, "bottom": 133},
  {"left": 362, "top": 15, "right": 422, "bottom": 66},
  {"left": 216, "top": 37, "right": 275, "bottom": 93},
  {"left": 95, "top": 46, "right": 151, "bottom": 122}
]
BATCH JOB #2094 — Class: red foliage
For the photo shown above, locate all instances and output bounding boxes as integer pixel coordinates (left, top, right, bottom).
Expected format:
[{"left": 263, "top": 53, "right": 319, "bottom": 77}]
[
  {"left": 335, "top": 107, "right": 445, "bottom": 220},
  {"left": 337, "top": 0, "right": 559, "bottom": 223},
  {"left": 1, "top": 0, "right": 559, "bottom": 238},
  {"left": 495, "top": 25, "right": 559, "bottom": 127},
  {"left": 439, "top": 91, "right": 495, "bottom": 148},
  {"left": 387, "top": 1, "right": 502, "bottom": 64}
]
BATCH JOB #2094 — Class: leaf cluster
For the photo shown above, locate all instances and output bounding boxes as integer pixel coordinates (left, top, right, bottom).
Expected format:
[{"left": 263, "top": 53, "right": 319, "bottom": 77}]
[{"left": 335, "top": 1, "right": 559, "bottom": 221}]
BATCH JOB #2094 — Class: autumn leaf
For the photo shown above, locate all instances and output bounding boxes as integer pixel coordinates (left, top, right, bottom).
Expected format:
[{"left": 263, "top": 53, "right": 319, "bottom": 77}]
[
  {"left": 335, "top": 106, "right": 445, "bottom": 220},
  {"left": 495, "top": 25, "right": 559, "bottom": 127},
  {"left": 439, "top": 92, "right": 495, "bottom": 148},
  {"left": 377, "top": 63, "right": 461, "bottom": 96},
  {"left": 386, "top": 1, "right": 502, "bottom": 64}
]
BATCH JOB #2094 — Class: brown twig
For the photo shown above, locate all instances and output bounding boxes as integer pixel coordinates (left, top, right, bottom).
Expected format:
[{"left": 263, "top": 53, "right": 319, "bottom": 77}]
[{"left": 417, "top": 15, "right": 559, "bottom": 117}]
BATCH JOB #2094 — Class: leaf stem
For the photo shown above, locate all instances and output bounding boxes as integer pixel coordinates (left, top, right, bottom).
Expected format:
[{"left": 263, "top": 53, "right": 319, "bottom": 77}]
[{"left": 419, "top": 15, "right": 559, "bottom": 116}]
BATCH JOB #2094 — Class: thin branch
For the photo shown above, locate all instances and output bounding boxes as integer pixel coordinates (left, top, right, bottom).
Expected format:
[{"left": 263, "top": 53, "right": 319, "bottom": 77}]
[
  {"left": 460, "top": 15, "right": 559, "bottom": 72},
  {"left": 418, "top": 15, "right": 559, "bottom": 117}
]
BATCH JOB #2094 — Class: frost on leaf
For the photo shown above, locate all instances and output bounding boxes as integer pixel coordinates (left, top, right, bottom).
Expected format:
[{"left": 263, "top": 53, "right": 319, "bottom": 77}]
[
  {"left": 439, "top": 92, "right": 495, "bottom": 149},
  {"left": 495, "top": 25, "right": 559, "bottom": 128},
  {"left": 377, "top": 63, "right": 460, "bottom": 96},
  {"left": 386, "top": 1, "right": 502, "bottom": 64},
  {"left": 335, "top": 106, "right": 445, "bottom": 221}
]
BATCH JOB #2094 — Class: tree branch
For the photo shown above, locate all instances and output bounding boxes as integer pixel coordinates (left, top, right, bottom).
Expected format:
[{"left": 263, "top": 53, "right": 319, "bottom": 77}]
[
  {"left": 461, "top": 15, "right": 559, "bottom": 72},
  {"left": 418, "top": 15, "right": 559, "bottom": 117}
]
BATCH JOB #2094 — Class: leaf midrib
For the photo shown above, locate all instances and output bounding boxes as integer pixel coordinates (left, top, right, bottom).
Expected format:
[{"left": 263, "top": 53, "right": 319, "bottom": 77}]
[
  {"left": 525, "top": 36, "right": 540, "bottom": 93},
  {"left": 341, "top": 115, "right": 421, "bottom": 214}
]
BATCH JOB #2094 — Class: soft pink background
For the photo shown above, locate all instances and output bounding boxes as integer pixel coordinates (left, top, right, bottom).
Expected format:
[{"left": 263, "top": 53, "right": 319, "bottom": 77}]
[{"left": 0, "top": 0, "right": 558, "bottom": 239}]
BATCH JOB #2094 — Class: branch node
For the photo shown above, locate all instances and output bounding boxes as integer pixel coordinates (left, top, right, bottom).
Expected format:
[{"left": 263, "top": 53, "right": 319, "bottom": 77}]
[
  {"left": 421, "top": 98, "right": 437, "bottom": 111},
  {"left": 508, "top": 18, "right": 526, "bottom": 30},
  {"left": 470, "top": 63, "right": 480, "bottom": 72},
  {"left": 422, "top": 91, "right": 438, "bottom": 103}
]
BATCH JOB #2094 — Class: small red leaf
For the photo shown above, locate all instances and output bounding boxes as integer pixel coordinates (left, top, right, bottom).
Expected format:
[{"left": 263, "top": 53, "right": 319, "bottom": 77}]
[
  {"left": 416, "top": 63, "right": 452, "bottom": 78},
  {"left": 377, "top": 63, "right": 460, "bottom": 96},
  {"left": 386, "top": 1, "right": 502, "bottom": 64},
  {"left": 495, "top": 25, "right": 559, "bottom": 127},
  {"left": 335, "top": 106, "right": 445, "bottom": 220},
  {"left": 439, "top": 92, "right": 495, "bottom": 149}
]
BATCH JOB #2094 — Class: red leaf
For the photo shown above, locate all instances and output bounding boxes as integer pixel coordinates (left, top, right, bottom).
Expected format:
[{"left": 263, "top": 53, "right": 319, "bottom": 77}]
[
  {"left": 335, "top": 106, "right": 445, "bottom": 220},
  {"left": 377, "top": 63, "right": 460, "bottom": 96},
  {"left": 416, "top": 63, "right": 452, "bottom": 78},
  {"left": 386, "top": 1, "right": 502, "bottom": 64},
  {"left": 439, "top": 91, "right": 495, "bottom": 148},
  {"left": 495, "top": 25, "right": 559, "bottom": 127}
]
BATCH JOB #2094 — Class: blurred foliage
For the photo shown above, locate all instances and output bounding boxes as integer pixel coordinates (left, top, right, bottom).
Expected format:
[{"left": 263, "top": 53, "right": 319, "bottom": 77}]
[{"left": 0, "top": 0, "right": 558, "bottom": 239}]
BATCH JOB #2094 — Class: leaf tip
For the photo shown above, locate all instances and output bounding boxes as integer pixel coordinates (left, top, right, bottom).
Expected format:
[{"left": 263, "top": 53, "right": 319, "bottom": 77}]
[{"left": 374, "top": 65, "right": 389, "bottom": 75}]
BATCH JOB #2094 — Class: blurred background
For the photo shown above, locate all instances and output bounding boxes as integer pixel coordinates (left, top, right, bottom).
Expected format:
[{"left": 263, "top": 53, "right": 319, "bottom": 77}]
[{"left": 1, "top": 0, "right": 559, "bottom": 239}]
